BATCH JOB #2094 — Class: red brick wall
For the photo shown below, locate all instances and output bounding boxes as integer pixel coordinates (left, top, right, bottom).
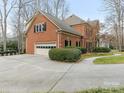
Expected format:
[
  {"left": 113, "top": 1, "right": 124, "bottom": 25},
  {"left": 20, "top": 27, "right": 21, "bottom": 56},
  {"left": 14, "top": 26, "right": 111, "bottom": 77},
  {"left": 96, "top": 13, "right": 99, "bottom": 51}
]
[
  {"left": 71, "top": 24, "right": 88, "bottom": 48},
  {"left": 71, "top": 24, "right": 85, "bottom": 36},
  {"left": 58, "top": 32, "right": 82, "bottom": 48},
  {"left": 26, "top": 14, "right": 58, "bottom": 54},
  {"left": 92, "top": 25, "right": 100, "bottom": 47},
  {"left": 26, "top": 13, "right": 83, "bottom": 54}
]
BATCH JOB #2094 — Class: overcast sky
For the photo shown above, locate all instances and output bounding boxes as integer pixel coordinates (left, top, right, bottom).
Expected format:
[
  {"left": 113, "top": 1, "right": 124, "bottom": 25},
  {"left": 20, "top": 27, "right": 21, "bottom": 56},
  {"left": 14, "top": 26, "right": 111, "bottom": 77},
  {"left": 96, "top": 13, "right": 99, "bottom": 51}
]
[
  {"left": 67, "top": 0, "right": 106, "bottom": 22},
  {"left": 1, "top": 0, "right": 106, "bottom": 36}
]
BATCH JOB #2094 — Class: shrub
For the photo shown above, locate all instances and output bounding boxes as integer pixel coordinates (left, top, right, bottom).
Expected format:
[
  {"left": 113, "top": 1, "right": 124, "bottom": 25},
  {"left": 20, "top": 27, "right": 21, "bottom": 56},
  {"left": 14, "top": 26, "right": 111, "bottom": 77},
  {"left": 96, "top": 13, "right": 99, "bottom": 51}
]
[
  {"left": 65, "top": 46, "right": 87, "bottom": 54},
  {"left": 49, "top": 48, "right": 81, "bottom": 62},
  {"left": 77, "top": 47, "right": 87, "bottom": 54},
  {"left": 0, "top": 50, "right": 17, "bottom": 56},
  {"left": 65, "top": 46, "right": 75, "bottom": 48},
  {"left": 0, "top": 51, "right": 4, "bottom": 56},
  {"left": 93, "top": 47, "right": 111, "bottom": 53},
  {"left": 109, "top": 45, "right": 114, "bottom": 49},
  {"left": 7, "top": 40, "right": 18, "bottom": 50}
]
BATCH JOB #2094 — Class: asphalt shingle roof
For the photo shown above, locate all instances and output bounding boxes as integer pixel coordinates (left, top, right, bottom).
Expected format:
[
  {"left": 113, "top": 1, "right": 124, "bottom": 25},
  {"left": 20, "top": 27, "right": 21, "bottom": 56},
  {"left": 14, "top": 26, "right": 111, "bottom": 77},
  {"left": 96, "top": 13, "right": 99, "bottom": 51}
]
[
  {"left": 87, "top": 20, "right": 99, "bottom": 27},
  {"left": 65, "top": 15, "right": 85, "bottom": 25},
  {"left": 26, "top": 11, "right": 82, "bottom": 36},
  {"left": 42, "top": 11, "right": 81, "bottom": 36}
]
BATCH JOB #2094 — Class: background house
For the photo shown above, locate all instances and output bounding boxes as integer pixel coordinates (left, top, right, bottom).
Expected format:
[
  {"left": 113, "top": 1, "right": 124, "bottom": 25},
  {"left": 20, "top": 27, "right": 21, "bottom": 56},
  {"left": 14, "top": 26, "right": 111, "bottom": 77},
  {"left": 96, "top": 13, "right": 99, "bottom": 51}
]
[
  {"left": 65, "top": 15, "right": 100, "bottom": 51},
  {"left": 99, "top": 32, "right": 115, "bottom": 48}
]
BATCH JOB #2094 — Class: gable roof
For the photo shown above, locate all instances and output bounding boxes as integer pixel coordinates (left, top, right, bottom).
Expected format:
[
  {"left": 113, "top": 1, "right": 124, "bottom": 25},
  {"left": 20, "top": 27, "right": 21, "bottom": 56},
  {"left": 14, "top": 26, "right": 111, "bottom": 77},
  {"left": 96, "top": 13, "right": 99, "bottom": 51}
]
[
  {"left": 65, "top": 15, "right": 86, "bottom": 25},
  {"left": 87, "top": 20, "right": 99, "bottom": 27},
  {"left": 26, "top": 11, "right": 82, "bottom": 36}
]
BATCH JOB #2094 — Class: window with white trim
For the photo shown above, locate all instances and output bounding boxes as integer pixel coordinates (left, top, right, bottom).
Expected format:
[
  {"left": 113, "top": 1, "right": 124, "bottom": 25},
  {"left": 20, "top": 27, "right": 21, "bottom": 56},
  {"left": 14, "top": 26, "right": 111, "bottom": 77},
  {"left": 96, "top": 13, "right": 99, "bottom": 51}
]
[{"left": 34, "top": 22, "right": 46, "bottom": 32}]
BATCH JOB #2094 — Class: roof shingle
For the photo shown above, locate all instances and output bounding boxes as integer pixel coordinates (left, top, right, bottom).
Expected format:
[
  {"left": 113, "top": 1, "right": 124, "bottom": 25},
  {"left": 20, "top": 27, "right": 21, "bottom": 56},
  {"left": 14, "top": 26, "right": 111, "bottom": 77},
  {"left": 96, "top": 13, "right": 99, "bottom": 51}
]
[
  {"left": 65, "top": 15, "right": 85, "bottom": 25},
  {"left": 26, "top": 11, "right": 82, "bottom": 36}
]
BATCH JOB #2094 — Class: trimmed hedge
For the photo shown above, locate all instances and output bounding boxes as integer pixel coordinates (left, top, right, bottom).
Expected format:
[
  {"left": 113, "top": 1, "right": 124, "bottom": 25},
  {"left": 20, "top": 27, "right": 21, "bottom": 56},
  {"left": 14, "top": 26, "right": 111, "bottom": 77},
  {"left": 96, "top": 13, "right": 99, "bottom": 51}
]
[
  {"left": 65, "top": 46, "right": 87, "bottom": 54},
  {"left": 0, "top": 50, "right": 17, "bottom": 56},
  {"left": 93, "top": 47, "right": 111, "bottom": 53},
  {"left": 77, "top": 47, "right": 87, "bottom": 54},
  {"left": 49, "top": 48, "right": 81, "bottom": 62}
]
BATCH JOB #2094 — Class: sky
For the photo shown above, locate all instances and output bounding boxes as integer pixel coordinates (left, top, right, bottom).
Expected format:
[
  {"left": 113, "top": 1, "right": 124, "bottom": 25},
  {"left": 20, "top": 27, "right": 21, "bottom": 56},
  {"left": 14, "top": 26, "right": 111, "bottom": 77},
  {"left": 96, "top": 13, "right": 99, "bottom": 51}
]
[
  {"left": 1, "top": 0, "right": 106, "bottom": 36},
  {"left": 67, "top": 0, "right": 106, "bottom": 22}
]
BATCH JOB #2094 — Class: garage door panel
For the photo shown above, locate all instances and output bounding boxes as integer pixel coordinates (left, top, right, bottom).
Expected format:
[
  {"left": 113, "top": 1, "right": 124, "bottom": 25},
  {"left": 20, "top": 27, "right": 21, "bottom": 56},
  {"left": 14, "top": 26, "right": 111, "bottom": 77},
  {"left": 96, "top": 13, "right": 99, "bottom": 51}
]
[
  {"left": 35, "top": 43, "right": 56, "bottom": 55},
  {"left": 35, "top": 49, "right": 50, "bottom": 55}
]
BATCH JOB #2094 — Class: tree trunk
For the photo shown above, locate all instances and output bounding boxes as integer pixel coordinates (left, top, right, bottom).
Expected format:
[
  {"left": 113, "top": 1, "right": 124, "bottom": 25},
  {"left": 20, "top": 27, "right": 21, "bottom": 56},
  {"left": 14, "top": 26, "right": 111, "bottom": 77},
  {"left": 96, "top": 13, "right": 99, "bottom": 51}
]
[
  {"left": 17, "top": 0, "right": 22, "bottom": 54},
  {"left": 3, "top": 1, "right": 7, "bottom": 51},
  {"left": 55, "top": 0, "right": 60, "bottom": 18}
]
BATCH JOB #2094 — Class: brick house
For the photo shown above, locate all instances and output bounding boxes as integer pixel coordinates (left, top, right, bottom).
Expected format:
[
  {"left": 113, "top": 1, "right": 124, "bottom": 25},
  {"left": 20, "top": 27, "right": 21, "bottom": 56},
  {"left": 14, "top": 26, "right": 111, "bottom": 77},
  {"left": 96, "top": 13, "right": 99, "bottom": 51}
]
[
  {"left": 65, "top": 15, "right": 100, "bottom": 51},
  {"left": 25, "top": 11, "right": 83, "bottom": 55},
  {"left": 87, "top": 20, "right": 100, "bottom": 48},
  {"left": 26, "top": 11, "right": 100, "bottom": 55}
]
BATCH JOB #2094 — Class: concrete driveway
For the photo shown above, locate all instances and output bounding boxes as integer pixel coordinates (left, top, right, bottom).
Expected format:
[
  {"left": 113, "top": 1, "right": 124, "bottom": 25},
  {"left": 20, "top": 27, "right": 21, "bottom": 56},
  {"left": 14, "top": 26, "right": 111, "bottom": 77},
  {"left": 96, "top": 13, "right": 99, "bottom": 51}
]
[{"left": 0, "top": 54, "right": 124, "bottom": 93}]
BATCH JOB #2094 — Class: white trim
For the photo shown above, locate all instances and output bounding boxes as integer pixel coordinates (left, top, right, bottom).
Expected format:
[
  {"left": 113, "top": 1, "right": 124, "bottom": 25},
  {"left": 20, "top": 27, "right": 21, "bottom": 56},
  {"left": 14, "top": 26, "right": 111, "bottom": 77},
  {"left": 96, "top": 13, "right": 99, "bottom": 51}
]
[
  {"left": 26, "top": 38, "right": 27, "bottom": 52},
  {"left": 57, "top": 33, "right": 60, "bottom": 48},
  {"left": 35, "top": 41, "right": 56, "bottom": 44}
]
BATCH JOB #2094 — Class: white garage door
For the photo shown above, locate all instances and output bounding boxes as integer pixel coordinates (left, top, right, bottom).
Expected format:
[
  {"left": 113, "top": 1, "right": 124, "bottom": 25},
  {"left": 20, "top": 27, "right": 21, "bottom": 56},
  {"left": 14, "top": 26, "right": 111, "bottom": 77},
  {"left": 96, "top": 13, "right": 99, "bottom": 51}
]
[{"left": 35, "top": 43, "right": 56, "bottom": 55}]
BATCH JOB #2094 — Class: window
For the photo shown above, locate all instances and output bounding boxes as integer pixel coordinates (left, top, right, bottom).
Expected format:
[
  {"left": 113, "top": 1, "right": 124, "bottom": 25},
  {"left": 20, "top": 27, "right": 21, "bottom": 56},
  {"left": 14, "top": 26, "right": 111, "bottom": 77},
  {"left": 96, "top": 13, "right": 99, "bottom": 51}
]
[
  {"left": 34, "top": 25, "right": 36, "bottom": 32},
  {"left": 76, "top": 41, "right": 78, "bottom": 47},
  {"left": 70, "top": 40, "right": 71, "bottom": 46},
  {"left": 79, "top": 41, "right": 80, "bottom": 47},
  {"left": 39, "top": 24, "right": 42, "bottom": 32},
  {"left": 65, "top": 40, "right": 68, "bottom": 47},
  {"left": 43, "top": 22, "right": 46, "bottom": 31},
  {"left": 36, "top": 25, "right": 39, "bottom": 32},
  {"left": 34, "top": 22, "right": 47, "bottom": 33},
  {"left": 36, "top": 45, "right": 56, "bottom": 49}
]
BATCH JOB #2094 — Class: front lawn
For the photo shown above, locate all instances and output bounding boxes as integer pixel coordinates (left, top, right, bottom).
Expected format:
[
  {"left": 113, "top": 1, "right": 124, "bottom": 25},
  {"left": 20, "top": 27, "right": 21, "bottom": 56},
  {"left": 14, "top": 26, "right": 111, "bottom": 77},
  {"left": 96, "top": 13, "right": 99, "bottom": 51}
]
[
  {"left": 94, "top": 55, "right": 124, "bottom": 64},
  {"left": 76, "top": 88, "right": 124, "bottom": 93},
  {"left": 33, "top": 87, "right": 124, "bottom": 93},
  {"left": 81, "top": 53, "right": 113, "bottom": 60}
]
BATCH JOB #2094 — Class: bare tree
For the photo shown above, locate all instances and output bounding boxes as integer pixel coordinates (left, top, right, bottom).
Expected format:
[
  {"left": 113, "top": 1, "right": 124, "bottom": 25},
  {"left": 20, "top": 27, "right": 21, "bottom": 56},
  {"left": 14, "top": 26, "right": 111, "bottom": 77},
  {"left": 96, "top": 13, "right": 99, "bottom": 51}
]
[
  {"left": 52, "top": 0, "right": 69, "bottom": 19},
  {"left": 0, "top": 0, "right": 16, "bottom": 51},
  {"left": 60, "top": 0, "right": 69, "bottom": 20},
  {"left": 36, "top": 0, "right": 69, "bottom": 19},
  {"left": 103, "top": 0, "right": 124, "bottom": 51},
  {"left": 12, "top": 0, "right": 35, "bottom": 53},
  {"left": 9, "top": 0, "right": 69, "bottom": 54}
]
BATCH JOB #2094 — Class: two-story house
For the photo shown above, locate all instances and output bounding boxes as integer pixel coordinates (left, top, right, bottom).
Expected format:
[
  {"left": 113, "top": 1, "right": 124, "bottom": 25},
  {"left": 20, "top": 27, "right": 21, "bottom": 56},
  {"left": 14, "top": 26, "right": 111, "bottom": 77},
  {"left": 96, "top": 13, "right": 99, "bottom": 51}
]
[
  {"left": 65, "top": 15, "right": 100, "bottom": 51},
  {"left": 25, "top": 11, "right": 100, "bottom": 55},
  {"left": 25, "top": 11, "right": 83, "bottom": 55}
]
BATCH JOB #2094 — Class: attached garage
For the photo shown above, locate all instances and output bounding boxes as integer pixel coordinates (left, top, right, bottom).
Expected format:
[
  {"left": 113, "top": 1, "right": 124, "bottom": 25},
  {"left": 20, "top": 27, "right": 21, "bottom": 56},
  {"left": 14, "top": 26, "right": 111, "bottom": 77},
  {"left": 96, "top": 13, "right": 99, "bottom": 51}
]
[
  {"left": 26, "top": 11, "right": 82, "bottom": 55},
  {"left": 34, "top": 43, "right": 56, "bottom": 55}
]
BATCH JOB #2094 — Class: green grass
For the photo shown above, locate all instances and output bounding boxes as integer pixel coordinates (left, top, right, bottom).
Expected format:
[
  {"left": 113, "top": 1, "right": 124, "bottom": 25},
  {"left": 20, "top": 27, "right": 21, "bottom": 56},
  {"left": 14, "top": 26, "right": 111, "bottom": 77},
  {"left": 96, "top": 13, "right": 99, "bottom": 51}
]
[
  {"left": 32, "top": 88, "right": 124, "bottom": 93},
  {"left": 33, "top": 92, "right": 65, "bottom": 93},
  {"left": 81, "top": 53, "right": 113, "bottom": 60},
  {"left": 111, "top": 50, "right": 124, "bottom": 54},
  {"left": 76, "top": 88, "right": 124, "bottom": 93},
  {"left": 94, "top": 55, "right": 124, "bottom": 64}
]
